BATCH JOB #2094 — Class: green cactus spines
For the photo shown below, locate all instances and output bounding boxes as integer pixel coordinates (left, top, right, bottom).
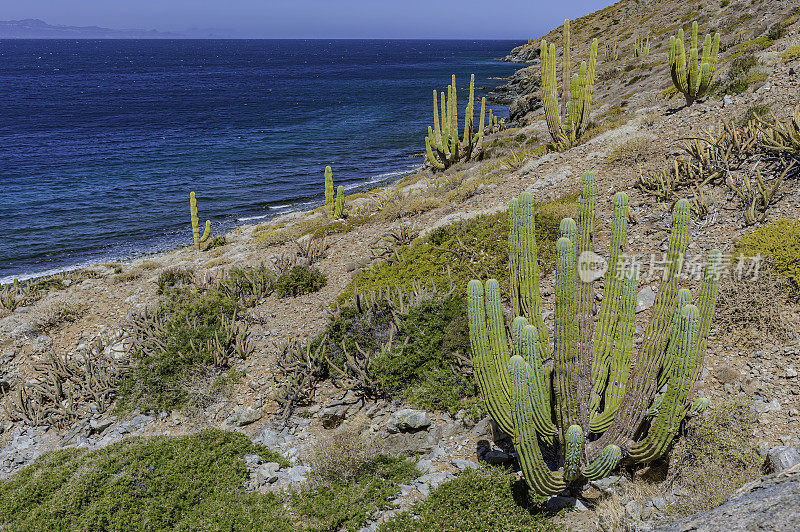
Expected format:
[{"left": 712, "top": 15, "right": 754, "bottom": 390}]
[
  {"left": 468, "top": 174, "right": 722, "bottom": 495},
  {"left": 467, "top": 279, "right": 513, "bottom": 435},
  {"left": 584, "top": 444, "right": 622, "bottom": 480},
  {"left": 564, "top": 425, "right": 584, "bottom": 481},
  {"left": 669, "top": 22, "right": 720, "bottom": 106},
  {"left": 509, "top": 355, "right": 567, "bottom": 496},
  {"left": 425, "top": 74, "right": 485, "bottom": 170},
  {"left": 540, "top": 20, "right": 598, "bottom": 148},
  {"left": 189, "top": 191, "right": 211, "bottom": 251},
  {"left": 334, "top": 185, "right": 345, "bottom": 219},
  {"left": 324, "top": 166, "right": 335, "bottom": 219}
]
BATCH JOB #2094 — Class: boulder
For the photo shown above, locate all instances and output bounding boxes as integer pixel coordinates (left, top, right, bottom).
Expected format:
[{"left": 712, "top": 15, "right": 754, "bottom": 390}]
[{"left": 387, "top": 409, "right": 430, "bottom": 433}]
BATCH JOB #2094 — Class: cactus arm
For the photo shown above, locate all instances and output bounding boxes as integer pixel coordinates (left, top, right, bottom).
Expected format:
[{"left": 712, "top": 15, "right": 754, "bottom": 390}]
[
  {"left": 575, "top": 173, "right": 597, "bottom": 428},
  {"left": 510, "top": 355, "right": 567, "bottom": 496},
  {"left": 432, "top": 90, "right": 443, "bottom": 150},
  {"left": 334, "top": 185, "right": 345, "bottom": 219},
  {"left": 425, "top": 136, "right": 445, "bottom": 170},
  {"left": 474, "top": 97, "right": 486, "bottom": 150},
  {"left": 584, "top": 444, "right": 622, "bottom": 480},
  {"left": 629, "top": 304, "right": 699, "bottom": 462},
  {"left": 554, "top": 236, "right": 580, "bottom": 437},
  {"left": 513, "top": 322, "right": 556, "bottom": 441},
  {"left": 564, "top": 424, "right": 584, "bottom": 481},
  {"left": 324, "top": 166, "right": 335, "bottom": 219},
  {"left": 589, "top": 269, "right": 638, "bottom": 433},
  {"left": 590, "top": 192, "right": 628, "bottom": 413},
  {"left": 561, "top": 19, "right": 571, "bottom": 120},
  {"left": 509, "top": 193, "right": 551, "bottom": 358},
  {"left": 686, "top": 249, "right": 722, "bottom": 396},
  {"left": 541, "top": 40, "right": 564, "bottom": 144},
  {"left": 463, "top": 74, "right": 475, "bottom": 155},
  {"left": 440, "top": 91, "right": 450, "bottom": 157},
  {"left": 588, "top": 200, "right": 690, "bottom": 459},
  {"left": 658, "top": 288, "right": 692, "bottom": 389},
  {"left": 468, "top": 280, "right": 514, "bottom": 435}
]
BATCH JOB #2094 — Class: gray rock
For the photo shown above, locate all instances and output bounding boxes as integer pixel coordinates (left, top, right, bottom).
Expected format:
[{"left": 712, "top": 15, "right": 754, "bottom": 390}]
[
  {"left": 319, "top": 406, "right": 346, "bottom": 429},
  {"left": 451, "top": 459, "right": 479, "bottom": 471},
  {"left": 754, "top": 398, "right": 781, "bottom": 413},
  {"left": 636, "top": 286, "right": 656, "bottom": 313},
  {"left": 470, "top": 417, "right": 492, "bottom": 440},
  {"left": 89, "top": 417, "right": 113, "bottom": 433},
  {"left": 546, "top": 496, "right": 577, "bottom": 511},
  {"left": 651, "top": 497, "right": 668, "bottom": 511},
  {"left": 625, "top": 500, "right": 642, "bottom": 520},
  {"left": 655, "top": 465, "right": 800, "bottom": 531},
  {"left": 415, "top": 459, "right": 433, "bottom": 473},
  {"left": 380, "top": 426, "right": 442, "bottom": 456},
  {"left": 767, "top": 446, "right": 800, "bottom": 473},
  {"left": 416, "top": 471, "right": 453, "bottom": 490},
  {"left": 483, "top": 450, "right": 512, "bottom": 465},
  {"left": 225, "top": 407, "right": 263, "bottom": 427},
  {"left": 590, "top": 475, "right": 624, "bottom": 495},
  {"left": 387, "top": 409, "right": 430, "bottom": 433}
]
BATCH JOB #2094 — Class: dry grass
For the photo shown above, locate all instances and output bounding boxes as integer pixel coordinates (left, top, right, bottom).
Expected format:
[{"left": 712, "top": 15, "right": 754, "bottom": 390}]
[
  {"left": 34, "top": 300, "right": 88, "bottom": 331},
  {"left": 666, "top": 400, "right": 762, "bottom": 518},
  {"left": 114, "top": 267, "right": 144, "bottom": 283},
  {"left": 715, "top": 268, "right": 791, "bottom": 345},
  {"left": 307, "top": 415, "right": 374, "bottom": 483},
  {"left": 605, "top": 137, "right": 659, "bottom": 166},
  {"left": 596, "top": 478, "right": 663, "bottom": 532}
]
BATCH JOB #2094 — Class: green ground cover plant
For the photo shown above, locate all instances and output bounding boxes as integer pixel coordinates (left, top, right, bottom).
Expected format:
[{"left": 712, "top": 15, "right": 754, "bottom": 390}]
[
  {"left": 734, "top": 218, "right": 800, "bottom": 291},
  {"left": 380, "top": 466, "right": 558, "bottom": 532},
  {"left": 275, "top": 265, "right": 327, "bottom": 297}
]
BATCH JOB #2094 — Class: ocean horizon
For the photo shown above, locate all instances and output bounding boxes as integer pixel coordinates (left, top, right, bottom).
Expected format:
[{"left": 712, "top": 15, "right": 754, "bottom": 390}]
[{"left": 0, "top": 38, "right": 521, "bottom": 283}]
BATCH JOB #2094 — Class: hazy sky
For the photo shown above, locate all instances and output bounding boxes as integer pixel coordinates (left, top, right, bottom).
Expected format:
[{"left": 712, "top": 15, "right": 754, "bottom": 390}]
[{"left": 2, "top": 0, "right": 607, "bottom": 39}]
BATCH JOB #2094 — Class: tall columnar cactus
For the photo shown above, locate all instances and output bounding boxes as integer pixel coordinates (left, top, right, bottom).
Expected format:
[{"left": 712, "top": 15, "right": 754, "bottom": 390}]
[
  {"left": 425, "top": 74, "right": 486, "bottom": 171},
  {"left": 669, "top": 22, "right": 720, "bottom": 106},
  {"left": 189, "top": 191, "right": 211, "bottom": 251},
  {"left": 468, "top": 172, "right": 722, "bottom": 496},
  {"left": 541, "top": 20, "right": 599, "bottom": 148},
  {"left": 324, "top": 166, "right": 335, "bottom": 219},
  {"left": 603, "top": 39, "right": 619, "bottom": 61}
]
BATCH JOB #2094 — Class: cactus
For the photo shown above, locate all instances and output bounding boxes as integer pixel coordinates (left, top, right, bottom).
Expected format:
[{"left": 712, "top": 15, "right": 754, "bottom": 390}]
[
  {"left": 634, "top": 35, "right": 650, "bottom": 57},
  {"left": 669, "top": 22, "right": 720, "bottom": 106},
  {"left": 324, "top": 166, "right": 335, "bottom": 219},
  {"left": 603, "top": 39, "right": 619, "bottom": 61},
  {"left": 323, "top": 166, "right": 346, "bottom": 219},
  {"left": 425, "top": 74, "right": 486, "bottom": 171},
  {"left": 541, "top": 20, "right": 599, "bottom": 148},
  {"left": 189, "top": 191, "right": 211, "bottom": 251},
  {"left": 468, "top": 172, "right": 722, "bottom": 496},
  {"left": 334, "top": 185, "right": 345, "bottom": 219}
]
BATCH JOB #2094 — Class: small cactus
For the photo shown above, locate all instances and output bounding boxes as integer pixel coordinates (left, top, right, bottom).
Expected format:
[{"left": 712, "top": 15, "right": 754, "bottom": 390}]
[
  {"left": 541, "top": 19, "right": 598, "bottom": 148},
  {"left": 189, "top": 191, "right": 211, "bottom": 251},
  {"left": 669, "top": 22, "right": 720, "bottom": 106},
  {"left": 334, "top": 185, "right": 345, "bottom": 219},
  {"left": 468, "top": 173, "right": 722, "bottom": 496},
  {"left": 634, "top": 35, "right": 650, "bottom": 57}
]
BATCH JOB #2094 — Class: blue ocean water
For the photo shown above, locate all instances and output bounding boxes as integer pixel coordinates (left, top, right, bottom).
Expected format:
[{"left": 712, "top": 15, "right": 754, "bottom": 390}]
[{"left": 0, "top": 39, "right": 521, "bottom": 281}]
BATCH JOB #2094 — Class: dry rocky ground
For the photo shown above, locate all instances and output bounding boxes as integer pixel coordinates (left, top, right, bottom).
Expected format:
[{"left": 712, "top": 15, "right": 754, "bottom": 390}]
[{"left": 2, "top": 0, "right": 800, "bottom": 530}]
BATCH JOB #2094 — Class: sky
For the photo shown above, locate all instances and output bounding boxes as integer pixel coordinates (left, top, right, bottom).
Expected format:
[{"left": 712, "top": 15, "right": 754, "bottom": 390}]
[{"left": 1, "top": 0, "right": 609, "bottom": 39}]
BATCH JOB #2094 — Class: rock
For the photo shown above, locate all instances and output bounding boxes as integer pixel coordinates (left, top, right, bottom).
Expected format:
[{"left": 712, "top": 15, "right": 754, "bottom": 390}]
[
  {"left": 280, "top": 465, "right": 309, "bottom": 484},
  {"left": 387, "top": 409, "right": 430, "bottom": 433},
  {"left": 319, "top": 406, "right": 346, "bottom": 429},
  {"left": 225, "top": 407, "right": 263, "bottom": 427},
  {"left": 545, "top": 496, "right": 576, "bottom": 511},
  {"left": 470, "top": 417, "right": 492, "bottom": 440},
  {"left": 523, "top": 168, "right": 574, "bottom": 196},
  {"left": 483, "top": 450, "right": 511, "bottom": 465},
  {"left": 416, "top": 471, "right": 453, "bottom": 490},
  {"left": 655, "top": 465, "right": 800, "bottom": 531},
  {"left": 31, "top": 335, "right": 52, "bottom": 352},
  {"left": 508, "top": 93, "right": 542, "bottom": 125},
  {"left": 415, "top": 459, "right": 433, "bottom": 474},
  {"left": 89, "top": 417, "right": 113, "bottom": 434},
  {"left": 754, "top": 398, "right": 781, "bottom": 413},
  {"left": 767, "top": 446, "right": 800, "bottom": 473},
  {"left": 254, "top": 462, "right": 281, "bottom": 485},
  {"left": 636, "top": 286, "right": 657, "bottom": 313},
  {"left": 625, "top": 500, "right": 642, "bottom": 520},
  {"left": 380, "top": 426, "right": 442, "bottom": 456},
  {"left": 451, "top": 459, "right": 479, "bottom": 471},
  {"left": 590, "top": 475, "right": 624, "bottom": 496},
  {"left": 651, "top": 496, "right": 668, "bottom": 511}
]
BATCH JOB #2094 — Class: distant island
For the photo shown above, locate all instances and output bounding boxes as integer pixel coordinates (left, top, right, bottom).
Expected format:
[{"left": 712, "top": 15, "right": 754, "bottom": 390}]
[{"left": 0, "top": 19, "right": 184, "bottom": 39}]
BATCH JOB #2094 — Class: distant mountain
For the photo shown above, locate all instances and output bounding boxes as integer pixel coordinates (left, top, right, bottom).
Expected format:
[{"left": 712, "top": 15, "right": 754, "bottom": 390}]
[{"left": 0, "top": 19, "right": 184, "bottom": 39}]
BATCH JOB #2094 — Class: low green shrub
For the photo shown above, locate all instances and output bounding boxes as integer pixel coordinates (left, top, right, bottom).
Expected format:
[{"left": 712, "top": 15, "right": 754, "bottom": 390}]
[
  {"left": 156, "top": 267, "right": 195, "bottom": 294},
  {"left": 293, "top": 455, "right": 419, "bottom": 531},
  {"left": 735, "top": 104, "right": 771, "bottom": 127},
  {"left": 0, "top": 430, "right": 290, "bottom": 531},
  {"left": 275, "top": 265, "right": 327, "bottom": 297},
  {"left": 735, "top": 219, "right": 800, "bottom": 291},
  {"left": 380, "top": 466, "right": 557, "bottom": 532},
  {"left": 120, "top": 287, "right": 244, "bottom": 411},
  {"left": 338, "top": 194, "right": 576, "bottom": 305}
]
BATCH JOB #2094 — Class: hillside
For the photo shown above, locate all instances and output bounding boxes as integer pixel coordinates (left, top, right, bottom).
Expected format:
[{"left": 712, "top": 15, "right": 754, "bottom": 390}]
[
  {"left": 1, "top": 0, "right": 800, "bottom": 530},
  {"left": 0, "top": 19, "right": 181, "bottom": 39}
]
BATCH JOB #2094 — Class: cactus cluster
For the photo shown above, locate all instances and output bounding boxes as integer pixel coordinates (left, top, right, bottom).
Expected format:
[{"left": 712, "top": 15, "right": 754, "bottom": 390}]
[
  {"left": 189, "top": 191, "right": 211, "bottom": 251},
  {"left": 669, "top": 22, "right": 720, "bottom": 106},
  {"left": 540, "top": 20, "right": 599, "bottom": 148},
  {"left": 634, "top": 35, "right": 650, "bottom": 57},
  {"left": 324, "top": 166, "right": 345, "bottom": 219},
  {"left": 425, "top": 74, "right": 486, "bottom": 171},
  {"left": 468, "top": 172, "right": 721, "bottom": 496},
  {"left": 603, "top": 39, "right": 619, "bottom": 61}
]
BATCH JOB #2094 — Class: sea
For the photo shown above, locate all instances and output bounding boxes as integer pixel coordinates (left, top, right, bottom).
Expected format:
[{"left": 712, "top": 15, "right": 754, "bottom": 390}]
[{"left": 0, "top": 39, "right": 522, "bottom": 282}]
